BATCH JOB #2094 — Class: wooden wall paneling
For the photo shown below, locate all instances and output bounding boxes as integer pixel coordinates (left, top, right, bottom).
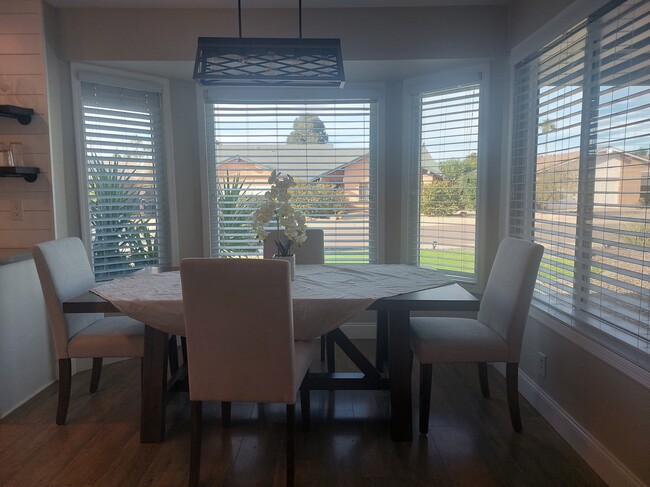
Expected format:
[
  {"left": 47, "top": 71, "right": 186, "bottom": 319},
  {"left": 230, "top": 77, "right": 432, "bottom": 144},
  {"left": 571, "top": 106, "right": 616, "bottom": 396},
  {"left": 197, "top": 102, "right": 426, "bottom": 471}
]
[
  {"left": 0, "top": 1, "right": 41, "bottom": 14},
  {"left": 0, "top": 0, "right": 54, "bottom": 253}
]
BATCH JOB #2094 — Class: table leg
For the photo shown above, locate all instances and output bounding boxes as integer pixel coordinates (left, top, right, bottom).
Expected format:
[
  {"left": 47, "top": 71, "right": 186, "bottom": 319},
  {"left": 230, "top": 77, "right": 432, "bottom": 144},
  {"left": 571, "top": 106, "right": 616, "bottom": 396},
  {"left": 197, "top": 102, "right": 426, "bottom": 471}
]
[
  {"left": 141, "top": 325, "right": 169, "bottom": 443},
  {"left": 375, "top": 310, "right": 389, "bottom": 372},
  {"left": 388, "top": 309, "right": 413, "bottom": 441}
]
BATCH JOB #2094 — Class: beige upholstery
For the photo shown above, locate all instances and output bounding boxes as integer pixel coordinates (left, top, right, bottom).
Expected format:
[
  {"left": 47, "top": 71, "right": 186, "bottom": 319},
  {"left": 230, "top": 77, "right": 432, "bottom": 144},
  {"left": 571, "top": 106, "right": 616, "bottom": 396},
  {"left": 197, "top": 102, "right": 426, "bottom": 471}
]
[
  {"left": 410, "top": 237, "right": 544, "bottom": 433},
  {"left": 32, "top": 237, "right": 144, "bottom": 424},
  {"left": 180, "top": 258, "right": 318, "bottom": 486},
  {"left": 264, "top": 228, "right": 329, "bottom": 364},
  {"left": 263, "top": 228, "right": 325, "bottom": 264}
]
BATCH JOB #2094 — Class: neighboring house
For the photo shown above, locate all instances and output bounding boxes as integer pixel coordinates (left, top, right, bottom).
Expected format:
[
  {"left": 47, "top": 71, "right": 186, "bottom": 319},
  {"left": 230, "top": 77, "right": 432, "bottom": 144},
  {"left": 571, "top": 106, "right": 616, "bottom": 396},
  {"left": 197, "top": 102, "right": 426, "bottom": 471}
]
[
  {"left": 215, "top": 143, "right": 369, "bottom": 212},
  {"left": 318, "top": 154, "right": 370, "bottom": 211},
  {"left": 536, "top": 147, "right": 650, "bottom": 207}
]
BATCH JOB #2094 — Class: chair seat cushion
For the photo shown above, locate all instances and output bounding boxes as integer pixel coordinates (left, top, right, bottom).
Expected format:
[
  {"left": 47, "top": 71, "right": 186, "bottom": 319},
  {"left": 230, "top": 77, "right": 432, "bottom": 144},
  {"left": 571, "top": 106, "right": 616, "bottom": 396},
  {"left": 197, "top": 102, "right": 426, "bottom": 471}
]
[
  {"left": 67, "top": 315, "right": 144, "bottom": 358},
  {"left": 410, "top": 317, "right": 509, "bottom": 364}
]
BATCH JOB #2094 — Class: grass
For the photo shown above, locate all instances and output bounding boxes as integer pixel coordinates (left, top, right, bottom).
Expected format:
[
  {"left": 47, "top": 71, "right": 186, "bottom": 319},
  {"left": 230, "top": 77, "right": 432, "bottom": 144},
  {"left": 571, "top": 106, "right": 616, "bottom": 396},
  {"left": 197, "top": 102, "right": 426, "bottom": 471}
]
[{"left": 324, "top": 247, "right": 601, "bottom": 280}]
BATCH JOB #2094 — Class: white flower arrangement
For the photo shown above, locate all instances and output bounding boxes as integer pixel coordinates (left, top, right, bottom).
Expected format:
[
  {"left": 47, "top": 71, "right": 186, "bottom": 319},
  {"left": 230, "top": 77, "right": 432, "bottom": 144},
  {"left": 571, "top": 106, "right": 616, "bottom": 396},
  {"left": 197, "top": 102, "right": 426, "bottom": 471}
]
[{"left": 252, "top": 171, "right": 308, "bottom": 256}]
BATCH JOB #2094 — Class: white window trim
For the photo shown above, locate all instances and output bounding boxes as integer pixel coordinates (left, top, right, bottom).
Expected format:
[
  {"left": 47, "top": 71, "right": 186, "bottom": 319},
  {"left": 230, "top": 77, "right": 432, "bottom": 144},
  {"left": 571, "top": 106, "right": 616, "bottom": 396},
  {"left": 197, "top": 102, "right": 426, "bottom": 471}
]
[
  {"left": 70, "top": 62, "right": 179, "bottom": 267},
  {"left": 195, "top": 82, "right": 386, "bottom": 262},
  {"left": 504, "top": 0, "right": 649, "bottom": 382},
  {"left": 402, "top": 64, "right": 490, "bottom": 294}
]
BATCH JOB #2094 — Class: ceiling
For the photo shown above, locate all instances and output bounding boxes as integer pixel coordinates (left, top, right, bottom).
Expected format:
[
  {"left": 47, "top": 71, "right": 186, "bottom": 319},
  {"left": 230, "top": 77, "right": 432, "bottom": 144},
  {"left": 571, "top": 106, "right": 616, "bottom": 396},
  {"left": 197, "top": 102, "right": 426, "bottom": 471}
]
[{"left": 47, "top": 0, "right": 509, "bottom": 8}]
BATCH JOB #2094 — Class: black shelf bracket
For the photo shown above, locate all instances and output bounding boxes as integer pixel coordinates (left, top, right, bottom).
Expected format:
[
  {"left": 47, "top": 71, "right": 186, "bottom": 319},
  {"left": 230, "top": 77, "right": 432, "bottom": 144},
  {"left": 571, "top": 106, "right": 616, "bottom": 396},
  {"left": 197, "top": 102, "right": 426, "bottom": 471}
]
[
  {"left": 0, "top": 166, "right": 39, "bottom": 182},
  {"left": 0, "top": 105, "right": 35, "bottom": 125}
]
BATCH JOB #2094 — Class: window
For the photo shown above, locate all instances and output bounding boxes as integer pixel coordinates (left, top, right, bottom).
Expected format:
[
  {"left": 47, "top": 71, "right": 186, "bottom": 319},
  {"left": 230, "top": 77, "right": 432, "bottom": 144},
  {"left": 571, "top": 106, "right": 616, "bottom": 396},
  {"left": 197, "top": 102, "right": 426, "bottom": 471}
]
[
  {"left": 510, "top": 0, "right": 649, "bottom": 364},
  {"left": 408, "top": 83, "right": 481, "bottom": 281},
  {"left": 75, "top": 74, "right": 172, "bottom": 280},
  {"left": 204, "top": 100, "right": 377, "bottom": 263}
]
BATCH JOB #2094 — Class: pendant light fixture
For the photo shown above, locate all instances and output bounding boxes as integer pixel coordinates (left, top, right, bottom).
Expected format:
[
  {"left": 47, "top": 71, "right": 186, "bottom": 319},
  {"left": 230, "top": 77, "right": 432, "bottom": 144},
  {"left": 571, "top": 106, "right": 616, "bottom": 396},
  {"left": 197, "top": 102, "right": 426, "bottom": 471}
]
[{"left": 193, "top": 0, "right": 344, "bottom": 88}]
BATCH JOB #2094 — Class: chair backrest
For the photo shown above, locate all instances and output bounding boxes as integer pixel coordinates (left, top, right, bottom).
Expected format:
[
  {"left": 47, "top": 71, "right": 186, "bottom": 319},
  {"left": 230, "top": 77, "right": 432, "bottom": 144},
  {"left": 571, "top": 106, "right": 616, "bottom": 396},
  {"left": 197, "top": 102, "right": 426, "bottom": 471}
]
[
  {"left": 477, "top": 237, "right": 544, "bottom": 361},
  {"left": 32, "top": 237, "right": 101, "bottom": 359},
  {"left": 181, "top": 258, "right": 298, "bottom": 404},
  {"left": 263, "top": 228, "right": 325, "bottom": 264}
]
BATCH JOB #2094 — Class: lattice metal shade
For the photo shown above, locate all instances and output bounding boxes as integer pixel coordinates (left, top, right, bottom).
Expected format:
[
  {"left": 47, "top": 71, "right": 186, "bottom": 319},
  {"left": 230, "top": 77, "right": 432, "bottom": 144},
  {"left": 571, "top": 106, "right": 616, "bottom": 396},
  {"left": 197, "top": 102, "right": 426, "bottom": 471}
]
[{"left": 193, "top": 37, "right": 345, "bottom": 87}]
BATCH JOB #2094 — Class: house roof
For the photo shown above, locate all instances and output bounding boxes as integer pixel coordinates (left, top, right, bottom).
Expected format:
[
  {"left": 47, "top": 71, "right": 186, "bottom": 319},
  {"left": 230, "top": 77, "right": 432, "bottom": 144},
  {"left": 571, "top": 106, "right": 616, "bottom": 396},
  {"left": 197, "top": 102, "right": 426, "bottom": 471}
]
[{"left": 215, "top": 144, "right": 368, "bottom": 181}]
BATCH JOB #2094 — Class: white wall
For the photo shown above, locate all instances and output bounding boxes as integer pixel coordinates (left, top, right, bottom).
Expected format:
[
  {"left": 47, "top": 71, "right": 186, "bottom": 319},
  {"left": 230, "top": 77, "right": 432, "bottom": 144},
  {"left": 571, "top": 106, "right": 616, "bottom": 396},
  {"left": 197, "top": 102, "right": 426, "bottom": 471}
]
[{"left": 0, "top": 258, "right": 55, "bottom": 418}]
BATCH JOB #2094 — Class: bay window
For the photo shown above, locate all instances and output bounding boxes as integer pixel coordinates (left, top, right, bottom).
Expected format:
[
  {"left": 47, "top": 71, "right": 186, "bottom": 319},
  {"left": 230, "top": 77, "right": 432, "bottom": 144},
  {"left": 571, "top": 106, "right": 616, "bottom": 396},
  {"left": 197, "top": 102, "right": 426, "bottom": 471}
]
[
  {"left": 407, "top": 76, "right": 483, "bottom": 282},
  {"left": 510, "top": 0, "right": 649, "bottom": 364},
  {"left": 73, "top": 70, "right": 173, "bottom": 280},
  {"left": 204, "top": 99, "right": 378, "bottom": 263}
]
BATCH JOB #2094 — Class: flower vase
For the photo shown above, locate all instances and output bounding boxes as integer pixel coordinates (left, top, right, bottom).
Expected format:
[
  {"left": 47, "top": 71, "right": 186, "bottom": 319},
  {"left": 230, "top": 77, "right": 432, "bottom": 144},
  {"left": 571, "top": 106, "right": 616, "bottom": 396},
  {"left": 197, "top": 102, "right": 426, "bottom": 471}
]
[{"left": 272, "top": 254, "right": 296, "bottom": 281}]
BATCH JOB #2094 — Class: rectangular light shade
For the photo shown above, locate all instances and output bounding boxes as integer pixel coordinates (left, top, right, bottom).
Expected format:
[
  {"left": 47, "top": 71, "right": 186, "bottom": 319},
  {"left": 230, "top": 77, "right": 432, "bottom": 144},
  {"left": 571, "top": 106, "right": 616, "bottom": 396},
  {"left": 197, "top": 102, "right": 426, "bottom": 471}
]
[{"left": 193, "top": 37, "right": 345, "bottom": 88}]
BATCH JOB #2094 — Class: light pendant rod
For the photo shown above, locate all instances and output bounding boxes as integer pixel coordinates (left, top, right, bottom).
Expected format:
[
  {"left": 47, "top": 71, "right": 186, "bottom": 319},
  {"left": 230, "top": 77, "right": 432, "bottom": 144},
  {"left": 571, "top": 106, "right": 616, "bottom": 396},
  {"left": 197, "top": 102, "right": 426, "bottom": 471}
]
[
  {"left": 299, "top": 0, "right": 302, "bottom": 39},
  {"left": 238, "top": 0, "right": 242, "bottom": 38}
]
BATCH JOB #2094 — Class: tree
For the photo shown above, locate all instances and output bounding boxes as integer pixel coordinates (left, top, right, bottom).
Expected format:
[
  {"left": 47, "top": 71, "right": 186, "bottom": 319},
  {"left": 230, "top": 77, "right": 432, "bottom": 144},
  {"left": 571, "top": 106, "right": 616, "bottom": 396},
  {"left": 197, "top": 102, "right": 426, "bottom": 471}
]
[
  {"left": 286, "top": 114, "right": 329, "bottom": 144},
  {"left": 290, "top": 182, "right": 348, "bottom": 217},
  {"left": 420, "top": 153, "right": 477, "bottom": 216}
]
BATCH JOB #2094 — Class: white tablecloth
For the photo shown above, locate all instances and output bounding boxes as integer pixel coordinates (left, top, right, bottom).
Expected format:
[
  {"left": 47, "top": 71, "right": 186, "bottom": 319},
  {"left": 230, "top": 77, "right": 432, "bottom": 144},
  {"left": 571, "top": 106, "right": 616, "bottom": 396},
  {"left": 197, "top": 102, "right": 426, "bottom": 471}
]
[{"left": 92, "top": 264, "right": 453, "bottom": 340}]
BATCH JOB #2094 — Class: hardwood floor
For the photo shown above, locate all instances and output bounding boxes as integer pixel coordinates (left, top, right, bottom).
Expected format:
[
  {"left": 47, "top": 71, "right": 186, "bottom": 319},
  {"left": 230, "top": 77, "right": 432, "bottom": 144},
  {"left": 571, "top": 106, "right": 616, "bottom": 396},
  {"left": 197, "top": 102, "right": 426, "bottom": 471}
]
[{"left": 0, "top": 340, "right": 605, "bottom": 486}]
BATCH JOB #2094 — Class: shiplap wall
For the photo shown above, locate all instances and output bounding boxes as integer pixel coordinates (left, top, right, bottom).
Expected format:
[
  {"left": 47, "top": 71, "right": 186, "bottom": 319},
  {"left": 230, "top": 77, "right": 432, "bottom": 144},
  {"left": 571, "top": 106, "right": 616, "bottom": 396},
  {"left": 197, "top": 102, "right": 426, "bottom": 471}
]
[{"left": 0, "top": 0, "right": 54, "bottom": 258}]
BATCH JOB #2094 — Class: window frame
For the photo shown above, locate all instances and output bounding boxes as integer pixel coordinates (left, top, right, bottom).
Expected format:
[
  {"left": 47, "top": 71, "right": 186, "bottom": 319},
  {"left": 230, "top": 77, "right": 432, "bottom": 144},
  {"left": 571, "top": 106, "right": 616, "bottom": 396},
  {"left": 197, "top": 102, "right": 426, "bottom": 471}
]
[
  {"left": 505, "top": 0, "right": 650, "bottom": 382},
  {"left": 71, "top": 63, "right": 179, "bottom": 276},
  {"left": 195, "top": 84, "right": 386, "bottom": 262},
  {"left": 402, "top": 65, "right": 490, "bottom": 293}
]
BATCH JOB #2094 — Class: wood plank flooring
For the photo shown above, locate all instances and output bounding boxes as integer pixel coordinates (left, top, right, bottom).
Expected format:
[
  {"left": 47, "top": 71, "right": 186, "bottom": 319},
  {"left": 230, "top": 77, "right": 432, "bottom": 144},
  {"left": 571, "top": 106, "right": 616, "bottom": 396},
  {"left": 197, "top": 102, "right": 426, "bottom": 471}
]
[{"left": 0, "top": 340, "right": 605, "bottom": 486}]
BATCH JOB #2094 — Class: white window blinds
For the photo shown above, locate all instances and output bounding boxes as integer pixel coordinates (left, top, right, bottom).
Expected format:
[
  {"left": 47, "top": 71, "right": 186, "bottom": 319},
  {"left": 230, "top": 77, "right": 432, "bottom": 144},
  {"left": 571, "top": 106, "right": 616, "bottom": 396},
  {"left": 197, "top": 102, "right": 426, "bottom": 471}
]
[
  {"left": 411, "top": 83, "right": 480, "bottom": 281},
  {"left": 80, "top": 80, "right": 171, "bottom": 280},
  {"left": 510, "top": 0, "right": 649, "bottom": 364},
  {"left": 205, "top": 101, "right": 377, "bottom": 263}
]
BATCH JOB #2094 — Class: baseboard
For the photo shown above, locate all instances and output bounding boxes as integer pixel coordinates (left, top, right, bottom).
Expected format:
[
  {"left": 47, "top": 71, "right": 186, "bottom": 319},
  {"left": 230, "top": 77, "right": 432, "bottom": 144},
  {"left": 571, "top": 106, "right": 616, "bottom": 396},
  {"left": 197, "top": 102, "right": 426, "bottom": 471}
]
[
  {"left": 0, "top": 380, "right": 55, "bottom": 419},
  {"left": 496, "top": 363, "right": 645, "bottom": 487}
]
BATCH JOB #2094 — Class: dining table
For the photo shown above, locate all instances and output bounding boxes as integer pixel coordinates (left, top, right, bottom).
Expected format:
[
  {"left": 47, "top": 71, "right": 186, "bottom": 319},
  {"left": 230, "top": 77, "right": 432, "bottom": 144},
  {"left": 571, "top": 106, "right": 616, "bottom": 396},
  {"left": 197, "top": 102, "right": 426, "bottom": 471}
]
[{"left": 63, "top": 264, "right": 479, "bottom": 442}]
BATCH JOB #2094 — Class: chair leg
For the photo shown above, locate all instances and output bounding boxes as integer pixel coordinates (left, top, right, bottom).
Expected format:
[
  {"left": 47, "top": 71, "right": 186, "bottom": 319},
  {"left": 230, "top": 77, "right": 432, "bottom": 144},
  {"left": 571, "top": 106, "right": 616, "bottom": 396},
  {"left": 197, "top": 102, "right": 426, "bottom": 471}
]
[
  {"left": 286, "top": 404, "right": 295, "bottom": 487},
  {"left": 57, "top": 359, "right": 72, "bottom": 425},
  {"left": 300, "top": 384, "right": 311, "bottom": 432},
  {"left": 478, "top": 362, "right": 490, "bottom": 398},
  {"left": 506, "top": 362, "right": 522, "bottom": 432},
  {"left": 326, "top": 332, "right": 335, "bottom": 373},
  {"left": 190, "top": 400, "right": 202, "bottom": 487},
  {"left": 221, "top": 401, "right": 231, "bottom": 428},
  {"left": 89, "top": 357, "right": 103, "bottom": 393},
  {"left": 419, "top": 363, "right": 432, "bottom": 435}
]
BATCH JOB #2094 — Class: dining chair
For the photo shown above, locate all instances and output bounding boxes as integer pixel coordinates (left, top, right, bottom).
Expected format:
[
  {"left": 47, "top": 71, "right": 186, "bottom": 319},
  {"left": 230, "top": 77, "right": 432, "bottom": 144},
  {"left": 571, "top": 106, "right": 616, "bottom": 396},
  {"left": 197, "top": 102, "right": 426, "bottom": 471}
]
[
  {"left": 264, "top": 228, "right": 331, "bottom": 362},
  {"left": 410, "top": 237, "right": 544, "bottom": 434},
  {"left": 181, "top": 258, "right": 318, "bottom": 487},
  {"left": 32, "top": 237, "right": 144, "bottom": 425}
]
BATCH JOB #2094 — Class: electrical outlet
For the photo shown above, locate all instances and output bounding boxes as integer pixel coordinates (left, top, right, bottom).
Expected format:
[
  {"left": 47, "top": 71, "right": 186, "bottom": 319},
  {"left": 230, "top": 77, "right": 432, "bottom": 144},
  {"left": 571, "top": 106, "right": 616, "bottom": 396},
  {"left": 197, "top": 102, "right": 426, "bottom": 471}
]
[
  {"left": 11, "top": 200, "right": 23, "bottom": 221},
  {"left": 537, "top": 352, "right": 547, "bottom": 377}
]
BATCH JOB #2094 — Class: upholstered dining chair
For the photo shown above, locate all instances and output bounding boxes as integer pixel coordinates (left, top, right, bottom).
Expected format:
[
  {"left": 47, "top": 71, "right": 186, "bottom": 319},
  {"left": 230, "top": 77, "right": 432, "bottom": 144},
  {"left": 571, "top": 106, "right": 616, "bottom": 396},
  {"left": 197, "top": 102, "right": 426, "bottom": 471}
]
[
  {"left": 32, "top": 237, "right": 144, "bottom": 425},
  {"left": 264, "top": 228, "right": 330, "bottom": 361},
  {"left": 181, "top": 258, "right": 318, "bottom": 487},
  {"left": 410, "top": 237, "right": 544, "bottom": 434}
]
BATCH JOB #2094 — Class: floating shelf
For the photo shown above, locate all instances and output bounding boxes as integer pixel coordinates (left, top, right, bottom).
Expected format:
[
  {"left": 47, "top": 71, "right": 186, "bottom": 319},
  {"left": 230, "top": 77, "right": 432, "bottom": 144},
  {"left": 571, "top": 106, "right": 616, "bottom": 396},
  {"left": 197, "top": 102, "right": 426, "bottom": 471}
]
[
  {"left": 0, "top": 166, "right": 39, "bottom": 182},
  {"left": 0, "top": 105, "right": 35, "bottom": 125}
]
